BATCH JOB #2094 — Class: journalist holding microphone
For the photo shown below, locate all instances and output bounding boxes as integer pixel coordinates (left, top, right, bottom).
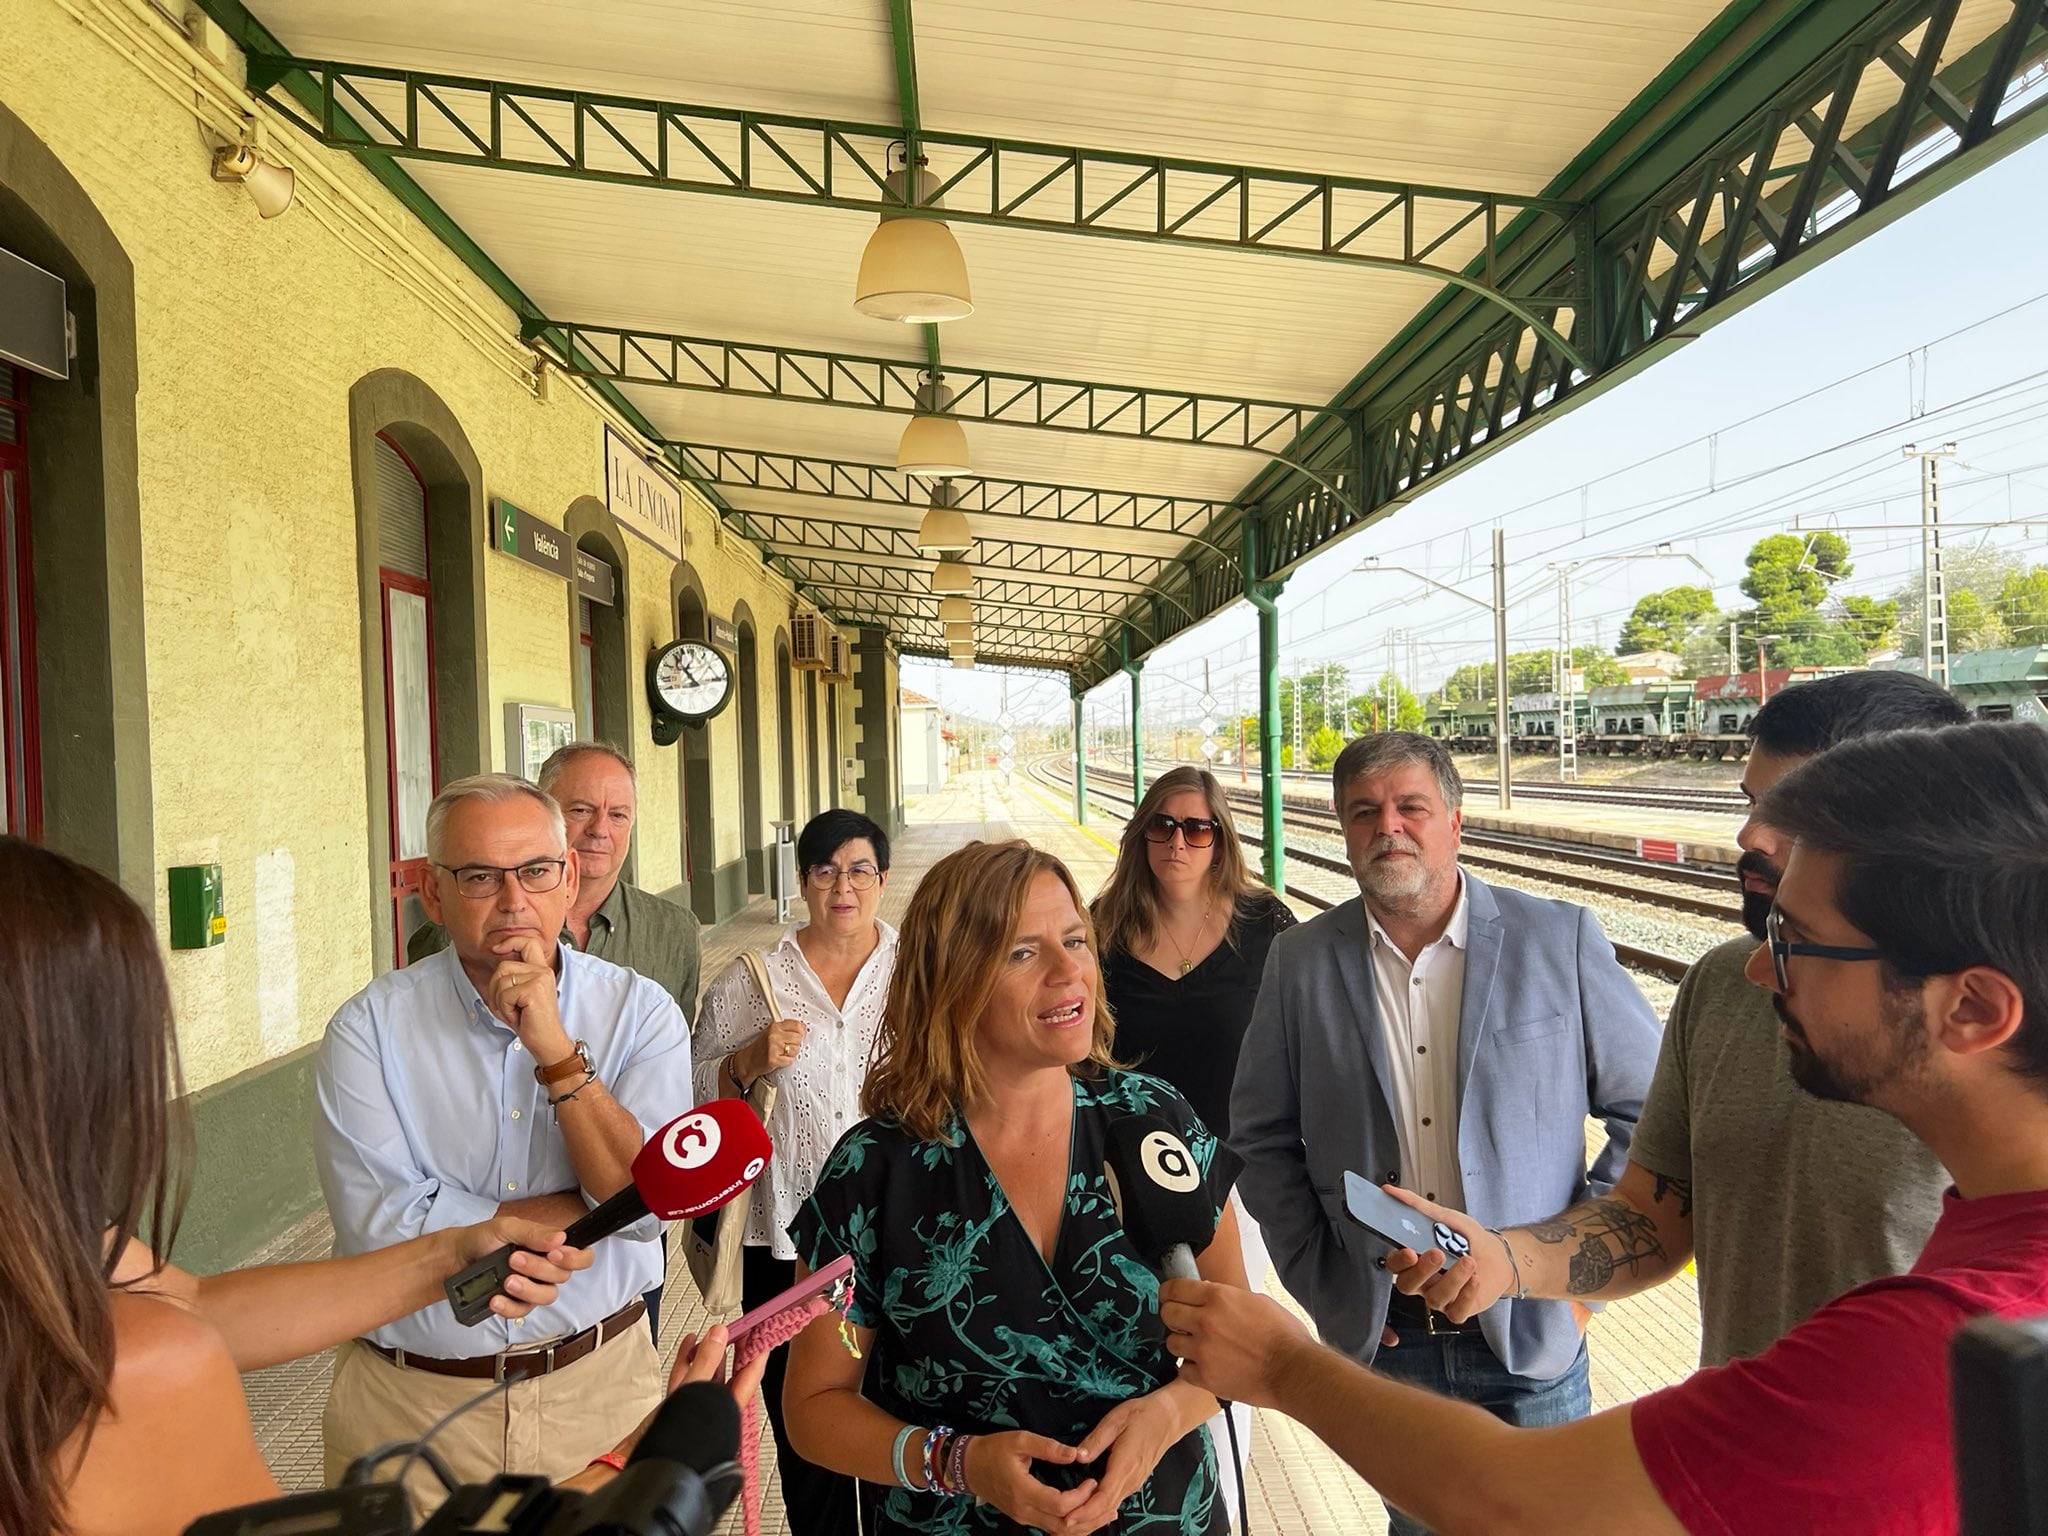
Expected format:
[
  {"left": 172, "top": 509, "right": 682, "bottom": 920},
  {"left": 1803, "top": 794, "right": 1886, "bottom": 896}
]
[
  {"left": 0, "top": 832, "right": 718, "bottom": 1536},
  {"left": 781, "top": 839, "right": 1248, "bottom": 1535},
  {"left": 313, "top": 775, "right": 698, "bottom": 1506}
]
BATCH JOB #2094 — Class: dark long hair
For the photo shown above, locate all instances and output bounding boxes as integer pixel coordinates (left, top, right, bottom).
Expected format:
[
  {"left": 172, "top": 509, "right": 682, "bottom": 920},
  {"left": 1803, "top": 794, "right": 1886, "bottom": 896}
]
[
  {"left": 0, "top": 837, "right": 189, "bottom": 1533},
  {"left": 1091, "top": 766, "right": 1273, "bottom": 959}
]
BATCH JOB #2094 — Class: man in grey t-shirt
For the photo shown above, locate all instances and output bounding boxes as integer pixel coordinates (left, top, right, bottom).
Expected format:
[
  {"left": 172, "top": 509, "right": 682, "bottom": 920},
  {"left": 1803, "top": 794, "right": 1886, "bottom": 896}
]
[{"left": 1383, "top": 670, "right": 1967, "bottom": 1365}]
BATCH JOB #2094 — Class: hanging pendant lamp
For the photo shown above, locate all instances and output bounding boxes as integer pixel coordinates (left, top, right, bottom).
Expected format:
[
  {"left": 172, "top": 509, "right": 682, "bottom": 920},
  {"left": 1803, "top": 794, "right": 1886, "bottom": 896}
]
[
  {"left": 952, "top": 655, "right": 976, "bottom": 669},
  {"left": 854, "top": 161, "right": 973, "bottom": 323},
  {"left": 943, "top": 620, "right": 974, "bottom": 644},
  {"left": 915, "top": 480, "right": 973, "bottom": 556},
  {"left": 898, "top": 375, "right": 972, "bottom": 477},
  {"left": 931, "top": 559, "right": 974, "bottom": 593},
  {"left": 936, "top": 594, "right": 973, "bottom": 624}
]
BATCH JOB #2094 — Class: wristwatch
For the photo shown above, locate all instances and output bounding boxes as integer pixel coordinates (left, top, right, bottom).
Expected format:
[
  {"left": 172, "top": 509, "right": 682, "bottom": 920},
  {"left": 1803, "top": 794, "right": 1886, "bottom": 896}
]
[{"left": 535, "top": 1040, "right": 592, "bottom": 1087}]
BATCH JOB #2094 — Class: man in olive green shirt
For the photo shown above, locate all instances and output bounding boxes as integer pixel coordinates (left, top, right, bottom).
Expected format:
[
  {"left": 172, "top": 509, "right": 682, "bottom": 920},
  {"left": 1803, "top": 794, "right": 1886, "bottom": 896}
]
[{"left": 408, "top": 741, "right": 698, "bottom": 1342}]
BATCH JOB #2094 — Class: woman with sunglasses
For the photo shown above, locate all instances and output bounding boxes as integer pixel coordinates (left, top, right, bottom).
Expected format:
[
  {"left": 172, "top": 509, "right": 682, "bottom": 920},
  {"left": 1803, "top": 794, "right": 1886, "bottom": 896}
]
[
  {"left": 1091, "top": 765, "right": 1295, "bottom": 1527},
  {"left": 693, "top": 807, "right": 898, "bottom": 1536}
]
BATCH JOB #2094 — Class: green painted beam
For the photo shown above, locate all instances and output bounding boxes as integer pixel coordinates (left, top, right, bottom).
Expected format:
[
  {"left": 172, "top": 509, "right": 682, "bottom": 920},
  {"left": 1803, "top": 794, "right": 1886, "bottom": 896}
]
[
  {"left": 246, "top": 54, "right": 1585, "bottom": 359},
  {"left": 529, "top": 319, "right": 1319, "bottom": 452}
]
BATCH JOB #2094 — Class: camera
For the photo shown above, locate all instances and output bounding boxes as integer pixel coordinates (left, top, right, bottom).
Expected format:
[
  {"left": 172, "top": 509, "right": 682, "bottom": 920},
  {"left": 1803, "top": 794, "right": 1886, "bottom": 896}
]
[
  {"left": 183, "top": 1381, "right": 741, "bottom": 1536},
  {"left": 1954, "top": 1314, "right": 2048, "bottom": 1535}
]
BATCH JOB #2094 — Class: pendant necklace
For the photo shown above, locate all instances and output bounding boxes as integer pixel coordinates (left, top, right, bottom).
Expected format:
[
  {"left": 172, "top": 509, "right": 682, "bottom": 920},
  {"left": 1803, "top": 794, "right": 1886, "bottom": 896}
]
[{"left": 1167, "top": 903, "right": 1215, "bottom": 976}]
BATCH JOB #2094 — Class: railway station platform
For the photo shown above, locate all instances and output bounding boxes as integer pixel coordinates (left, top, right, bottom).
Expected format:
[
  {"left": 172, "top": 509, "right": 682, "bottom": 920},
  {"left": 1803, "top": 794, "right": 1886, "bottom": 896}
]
[
  {"left": 241, "top": 770, "right": 1700, "bottom": 1534},
  {"left": 1462, "top": 800, "right": 1746, "bottom": 871}
]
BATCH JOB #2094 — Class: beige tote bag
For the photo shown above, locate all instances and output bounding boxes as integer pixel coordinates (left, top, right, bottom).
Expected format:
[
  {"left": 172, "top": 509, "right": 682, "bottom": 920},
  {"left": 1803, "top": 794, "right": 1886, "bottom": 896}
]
[{"left": 686, "top": 949, "right": 779, "bottom": 1314}]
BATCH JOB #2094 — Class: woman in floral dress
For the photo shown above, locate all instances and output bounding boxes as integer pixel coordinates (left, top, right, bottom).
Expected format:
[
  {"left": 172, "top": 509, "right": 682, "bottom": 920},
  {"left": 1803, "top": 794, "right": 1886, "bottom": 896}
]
[{"left": 781, "top": 839, "right": 1247, "bottom": 1535}]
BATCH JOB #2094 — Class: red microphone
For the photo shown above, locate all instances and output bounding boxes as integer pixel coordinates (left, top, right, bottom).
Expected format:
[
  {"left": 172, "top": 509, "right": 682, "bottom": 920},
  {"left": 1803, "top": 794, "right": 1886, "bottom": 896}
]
[{"left": 445, "top": 1099, "right": 773, "bottom": 1325}]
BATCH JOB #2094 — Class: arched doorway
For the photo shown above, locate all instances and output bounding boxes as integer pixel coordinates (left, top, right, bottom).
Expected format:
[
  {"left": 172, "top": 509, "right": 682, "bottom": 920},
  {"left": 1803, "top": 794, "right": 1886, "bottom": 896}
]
[
  {"left": 349, "top": 370, "right": 490, "bottom": 971},
  {"left": 734, "top": 604, "right": 765, "bottom": 894},
  {"left": 0, "top": 104, "right": 153, "bottom": 897},
  {"left": 774, "top": 628, "right": 796, "bottom": 829},
  {"left": 673, "top": 565, "right": 719, "bottom": 923}
]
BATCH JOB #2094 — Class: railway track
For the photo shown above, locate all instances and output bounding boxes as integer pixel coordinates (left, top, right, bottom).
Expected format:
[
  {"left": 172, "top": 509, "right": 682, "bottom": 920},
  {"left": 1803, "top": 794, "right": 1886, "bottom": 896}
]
[
  {"left": 1120, "top": 759, "right": 1746, "bottom": 815},
  {"left": 1034, "top": 760, "right": 1700, "bottom": 983}
]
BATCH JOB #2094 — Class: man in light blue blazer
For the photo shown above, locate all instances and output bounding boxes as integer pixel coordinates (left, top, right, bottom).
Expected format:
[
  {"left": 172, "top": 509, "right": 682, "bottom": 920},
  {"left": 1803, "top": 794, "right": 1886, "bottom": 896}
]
[{"left": 1231, "top": 731, "right": 1660, "bottom": 1535}]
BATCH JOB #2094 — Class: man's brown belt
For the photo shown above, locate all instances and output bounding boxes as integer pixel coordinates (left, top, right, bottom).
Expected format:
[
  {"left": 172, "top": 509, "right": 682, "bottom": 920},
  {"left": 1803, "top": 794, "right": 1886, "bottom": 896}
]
[{"left": 361, "top": 1297, "right": 647, "bottom": 1382}]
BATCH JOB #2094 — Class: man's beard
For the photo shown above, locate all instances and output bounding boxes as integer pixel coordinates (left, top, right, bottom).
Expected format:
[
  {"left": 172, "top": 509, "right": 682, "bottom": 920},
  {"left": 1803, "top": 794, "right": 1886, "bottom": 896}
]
[
  {"left": 1773, "top": 987, "right": 1926, "bottom": 1105},
  {"left": 1737, "top": 849, "right": 1780, "bottom": 942},
  {"left": 1354, "top": 836, "right": 1433, "bottom": 907}
]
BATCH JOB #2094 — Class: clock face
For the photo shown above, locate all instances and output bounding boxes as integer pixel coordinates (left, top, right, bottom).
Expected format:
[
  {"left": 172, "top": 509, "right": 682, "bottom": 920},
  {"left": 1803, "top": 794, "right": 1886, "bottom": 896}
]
[{"left": 649, "top": 640, "right": 734, "bottom": 723}]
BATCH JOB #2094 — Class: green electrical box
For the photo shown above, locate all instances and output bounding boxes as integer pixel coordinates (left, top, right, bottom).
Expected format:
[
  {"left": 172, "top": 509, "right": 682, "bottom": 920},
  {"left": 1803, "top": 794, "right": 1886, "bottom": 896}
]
[{"left": 168, "top": 864, "right": 226, "bottom": 949}]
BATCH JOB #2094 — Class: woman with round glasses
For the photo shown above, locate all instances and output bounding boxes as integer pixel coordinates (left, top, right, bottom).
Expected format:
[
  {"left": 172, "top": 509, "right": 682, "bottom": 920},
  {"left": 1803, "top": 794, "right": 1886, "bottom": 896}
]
[
  {"left": 1092, "top": 765, "right": 1294, "bottom": 1526},
  {"left": 693, "top": 807, "right": 897, "bottom": 1535}
]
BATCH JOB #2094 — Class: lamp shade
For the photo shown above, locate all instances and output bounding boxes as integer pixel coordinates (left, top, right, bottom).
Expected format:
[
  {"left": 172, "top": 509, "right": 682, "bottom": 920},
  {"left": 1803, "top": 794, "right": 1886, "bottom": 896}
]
[
  {"left": 931, "top": 560, "right": 973, "bottom": 593},
  {"left": 943, "top": 621, "right": 973, "bottom": 643},
  {"left": 936, "top": 595, "right": 973, "bottom": 624},
  {"left": 915, "top": 498, "right": 972, "bottom": 556},
  {"left": 948, "top": 638, "right": 976, "bottom": 657},
  {"left": 898, "top": 413, "right": 971, "bottom": 477},
  {"left": 952, "top": 655, "right": 975, "bottom": 668},
  {"left": 854, "top": 215, "right": 973, "bottom": 323}
]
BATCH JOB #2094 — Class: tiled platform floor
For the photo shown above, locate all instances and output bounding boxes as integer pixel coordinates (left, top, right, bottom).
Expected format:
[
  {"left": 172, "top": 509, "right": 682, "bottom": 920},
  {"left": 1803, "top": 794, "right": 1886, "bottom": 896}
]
[{"left": 243, "top": 770, "right": 1702, "bottom": 1533}]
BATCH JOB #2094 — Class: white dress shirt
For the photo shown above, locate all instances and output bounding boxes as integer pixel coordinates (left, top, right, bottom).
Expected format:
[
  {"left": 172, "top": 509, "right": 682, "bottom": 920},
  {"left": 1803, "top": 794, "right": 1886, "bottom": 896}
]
[
  {"left": 313, "top": 945, "right": 696, "bottom": 1358},
  {"left": 1365, "top": 875, "right": 1470, "bottom": 1210},
  {"left": 691, "top": 920, "right": 899, "bottom": 1260}
]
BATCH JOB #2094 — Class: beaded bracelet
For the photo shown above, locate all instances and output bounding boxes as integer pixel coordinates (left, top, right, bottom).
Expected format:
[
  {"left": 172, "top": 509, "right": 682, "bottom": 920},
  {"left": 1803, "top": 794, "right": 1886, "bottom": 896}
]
[
  {"left": 891, "top": 1424, "right": 920, "bottom": 1490},
  {"left": 922, "top": 1425, "right": 953, "bottom": 1493}
]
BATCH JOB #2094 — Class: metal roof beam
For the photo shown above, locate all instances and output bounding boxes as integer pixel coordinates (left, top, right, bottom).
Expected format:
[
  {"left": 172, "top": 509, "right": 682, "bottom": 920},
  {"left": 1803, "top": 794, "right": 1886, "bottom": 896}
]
[
  {"left": 759, "top": 539, "right": 1168, "bottom": 595},
  {"left": 1069, "top": 0, "right": 2048, "bottom": 687},
  {"left": 675, "top": 443, "right": 1229, "bottom": 540},
  {"left": 250, "top": 55, "right": 1587, "bottom": 363},
  {"left": 531, "top": 322, "right": 1322, "bottom": 453}
]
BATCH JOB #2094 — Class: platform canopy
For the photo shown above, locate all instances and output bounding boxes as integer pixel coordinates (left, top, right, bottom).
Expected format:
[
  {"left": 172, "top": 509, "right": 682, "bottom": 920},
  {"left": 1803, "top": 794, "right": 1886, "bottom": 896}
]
[{"left": 208, "top": 0, "right": 2048, "bottom": 684}]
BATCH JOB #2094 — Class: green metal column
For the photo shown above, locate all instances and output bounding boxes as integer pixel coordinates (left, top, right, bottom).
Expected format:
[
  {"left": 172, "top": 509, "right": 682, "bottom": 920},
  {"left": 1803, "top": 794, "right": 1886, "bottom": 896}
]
[
  {"left": 1071, "top": 689, "right": 1087, "bottom": 825},
  {"left": 1128, "top": 663, "right": 1145, "bottom": 797},
  {"left": 1243, "top": 519, "right": 1286, "bottom": 892}
]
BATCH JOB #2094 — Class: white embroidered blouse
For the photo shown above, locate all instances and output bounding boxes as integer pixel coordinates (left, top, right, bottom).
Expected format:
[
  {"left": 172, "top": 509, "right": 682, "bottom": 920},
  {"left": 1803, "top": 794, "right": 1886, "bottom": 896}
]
[{"left": 690, "top": 920, "right": 900, "bottom": 1259}]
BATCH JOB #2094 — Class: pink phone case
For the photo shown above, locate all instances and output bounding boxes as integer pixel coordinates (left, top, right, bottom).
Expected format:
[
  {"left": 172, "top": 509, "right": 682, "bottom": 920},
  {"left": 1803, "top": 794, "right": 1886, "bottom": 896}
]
[{"left": 724, "top": 1253, "right": 855, "bottom": 1352}]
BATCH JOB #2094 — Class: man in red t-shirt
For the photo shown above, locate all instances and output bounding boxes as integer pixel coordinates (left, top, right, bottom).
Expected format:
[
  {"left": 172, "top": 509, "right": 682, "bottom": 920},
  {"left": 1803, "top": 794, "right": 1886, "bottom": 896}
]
[{"left": 1163, "top": 721, "right": 2048, "bottom": 1535}]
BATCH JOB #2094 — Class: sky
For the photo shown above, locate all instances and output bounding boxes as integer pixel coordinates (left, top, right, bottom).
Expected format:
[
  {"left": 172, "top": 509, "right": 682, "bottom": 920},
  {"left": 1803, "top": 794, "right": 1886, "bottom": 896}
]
[{"left": 903, "top": 123, "right": 2048, "bottom": 736}]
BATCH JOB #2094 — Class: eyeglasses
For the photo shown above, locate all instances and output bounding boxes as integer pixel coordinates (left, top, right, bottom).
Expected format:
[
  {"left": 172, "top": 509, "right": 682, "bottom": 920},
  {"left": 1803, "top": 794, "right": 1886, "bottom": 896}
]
[
  {"left": 807, "top": 862, "right": 881, "bottom": 891},
  {"left": 1142, "top": 813, "right": 1220, "bottom": 849},
  {"left": 435, "top": 859, "right": 568, "bottom": 899},
  {"left": 1765, "top": 904, "right": 1886, "bottom": 993}
]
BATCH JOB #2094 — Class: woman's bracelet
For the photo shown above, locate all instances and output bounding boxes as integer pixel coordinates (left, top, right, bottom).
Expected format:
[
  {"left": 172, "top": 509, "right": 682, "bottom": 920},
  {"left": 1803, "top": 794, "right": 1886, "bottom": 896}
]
[
  {"left": 945, "top": 1432, "right": 974, "bottom": 1498},
  {"left": 725, "top": 1051, "right": 755, "bottom": 1096},
  {"left": 923, "top": 1425, "right": 952, "bottom": 1492},
  {"left": 1488, "top": 1226, "right": 1531, "bottom": 1301},
  {"left": 891, "top": 1423, "right": 920, "bottom": 1490}
]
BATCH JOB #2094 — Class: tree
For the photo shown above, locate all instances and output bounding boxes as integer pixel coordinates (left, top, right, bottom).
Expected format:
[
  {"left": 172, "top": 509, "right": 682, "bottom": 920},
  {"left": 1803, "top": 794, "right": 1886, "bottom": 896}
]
[
  {"left": 2000, "top": 566, "right": 2048, "bottom": 646},
  {"left": 1575, "top": 647, "right": 1629, "bottom": 688},
  {"left": 1307, "top": 724, "right": 1346, "bottom": 769},
  {"left": 1839, "top": 594, "right": 1900, "bottom": 653},
  {"left": 1740, "top": 532, "right": 1851, "bottom": 634},
  {"left": 1617, "top": 585, "right": 1718, "bottom": 654},
  {"left": 1890, "top": 547, "right": 2027, "bottom": 660},
  {"left": 1947, "top": 588, "right": 2011, "bottom": 652}
]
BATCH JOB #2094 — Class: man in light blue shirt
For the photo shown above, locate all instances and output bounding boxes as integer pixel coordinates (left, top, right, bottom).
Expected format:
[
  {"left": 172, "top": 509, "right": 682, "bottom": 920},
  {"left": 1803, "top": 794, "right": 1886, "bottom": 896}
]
[{"left": 315, "top": 773, "right": 696, "bottom": 1504}]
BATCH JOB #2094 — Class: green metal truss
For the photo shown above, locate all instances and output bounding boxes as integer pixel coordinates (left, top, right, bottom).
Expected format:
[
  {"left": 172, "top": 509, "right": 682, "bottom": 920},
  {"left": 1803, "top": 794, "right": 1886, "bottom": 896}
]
[
  {"left": 672, "top": 443, "right": 1229, "bottom": 539},
  {"left": 244, "top": 57, "right": 1588, "bottom": 361},
  {"left": 531, "top": 320, "right": 1321, "bottom": 453},
  {"left": 1070, "top": 0, "right": 2048, "bottom": 691}
]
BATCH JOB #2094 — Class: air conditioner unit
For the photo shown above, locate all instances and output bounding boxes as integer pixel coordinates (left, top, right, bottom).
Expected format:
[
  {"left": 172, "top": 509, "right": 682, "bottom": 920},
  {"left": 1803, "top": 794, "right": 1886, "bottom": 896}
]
[
  {"left": 791, "top": 609, "right": 830, "bottom": 670},
  {"left": 821, "top": 632, "right": 853, "bottom": 684}
]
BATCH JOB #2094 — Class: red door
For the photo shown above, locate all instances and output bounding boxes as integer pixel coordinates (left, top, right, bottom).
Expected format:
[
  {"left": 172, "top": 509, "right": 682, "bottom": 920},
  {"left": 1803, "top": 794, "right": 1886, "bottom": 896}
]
[
  {"left": 1, "top": 367, "right": 39, "bottom": 842},
  {"left": 375, "top": 435, "right": 437, "bottom": 966}
]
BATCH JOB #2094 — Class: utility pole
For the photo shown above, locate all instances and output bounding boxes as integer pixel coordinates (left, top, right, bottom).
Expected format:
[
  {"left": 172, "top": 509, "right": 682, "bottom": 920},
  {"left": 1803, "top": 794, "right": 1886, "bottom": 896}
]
[
  {"left": 1904, "top": 441, "right": 1959, "bottom": 689},
  {"left": 1556, "top": 578, "right": 1577, "bottom": 782},
  {"left": 1291, "top": 658, "right": 1303, "bottom": 767},
  {"left": 1729, "top": 618, "right": 1739, "bottom": 675}
]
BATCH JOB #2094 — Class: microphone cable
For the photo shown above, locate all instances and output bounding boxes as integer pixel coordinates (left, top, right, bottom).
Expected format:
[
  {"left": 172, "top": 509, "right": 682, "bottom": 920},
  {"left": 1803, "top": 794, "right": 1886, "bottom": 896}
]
[
  {"left": 1221, "top": 1399, "right": 1251, "bottom": 1536},
  {"left": 342, "top": 1376, "right": 515, "bottom": 1498}
]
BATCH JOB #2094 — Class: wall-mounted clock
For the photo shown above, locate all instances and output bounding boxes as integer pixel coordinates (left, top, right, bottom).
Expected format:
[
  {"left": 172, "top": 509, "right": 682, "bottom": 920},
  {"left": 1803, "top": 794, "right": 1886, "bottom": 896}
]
[{"left": 648, "top": 639, "right": 734, "bottom": 745}]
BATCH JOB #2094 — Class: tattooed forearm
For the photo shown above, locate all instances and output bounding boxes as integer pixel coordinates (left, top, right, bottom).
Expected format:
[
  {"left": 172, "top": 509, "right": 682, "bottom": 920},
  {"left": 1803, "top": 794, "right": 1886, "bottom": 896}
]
[
  {"left": 1520, "top": 1197, "right": 1669, "bottom": 1298},
  {"left": 1652, "top": 1172, "right": 1694, "bottom": 1219}
]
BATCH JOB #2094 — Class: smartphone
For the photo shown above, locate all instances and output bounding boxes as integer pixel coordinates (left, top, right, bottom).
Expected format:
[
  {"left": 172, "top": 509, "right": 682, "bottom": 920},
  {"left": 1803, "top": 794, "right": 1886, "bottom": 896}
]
[
  {"left": 1342, "top": 1171, "right": 1470, "bottom": 1273},
  {"left": 724, "top": 1252, "right": 855, "bottom": 1354}
]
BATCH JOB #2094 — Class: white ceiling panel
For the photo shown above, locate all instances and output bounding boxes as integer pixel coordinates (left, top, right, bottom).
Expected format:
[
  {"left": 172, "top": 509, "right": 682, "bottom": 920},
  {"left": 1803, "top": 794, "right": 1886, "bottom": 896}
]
[
  {"left": 915, "top": 0, "right": 1731, "bottom": 190},
  {"left": 255, "top": 0, "right": 898, "bottom": 121},
  {"left": 718, "top": 488, "right": 1196, "bottom": 561}
]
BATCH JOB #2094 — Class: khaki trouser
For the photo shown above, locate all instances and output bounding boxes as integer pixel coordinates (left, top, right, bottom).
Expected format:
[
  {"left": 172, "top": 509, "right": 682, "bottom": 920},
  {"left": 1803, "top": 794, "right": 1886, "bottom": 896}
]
[{"left": 323, "top": 1324, "right": 661, "bottom": 1519}]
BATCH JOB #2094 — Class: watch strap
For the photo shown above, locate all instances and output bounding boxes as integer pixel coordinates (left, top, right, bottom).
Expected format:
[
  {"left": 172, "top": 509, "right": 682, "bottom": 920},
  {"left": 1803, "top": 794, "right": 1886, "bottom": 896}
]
[{"left": 536, "top": 1040, "right": 591, "bottom": 1086}]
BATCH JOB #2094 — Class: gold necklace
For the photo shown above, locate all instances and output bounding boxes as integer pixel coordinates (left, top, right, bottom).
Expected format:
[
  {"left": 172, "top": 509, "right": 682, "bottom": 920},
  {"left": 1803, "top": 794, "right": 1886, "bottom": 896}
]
[{"left": 1165, "top": 902, "right": 1215, "bottom": 976}]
